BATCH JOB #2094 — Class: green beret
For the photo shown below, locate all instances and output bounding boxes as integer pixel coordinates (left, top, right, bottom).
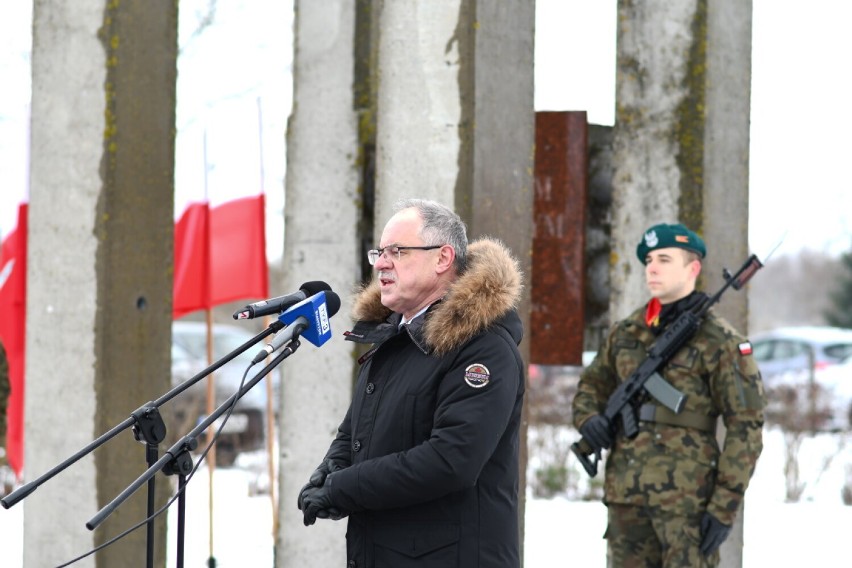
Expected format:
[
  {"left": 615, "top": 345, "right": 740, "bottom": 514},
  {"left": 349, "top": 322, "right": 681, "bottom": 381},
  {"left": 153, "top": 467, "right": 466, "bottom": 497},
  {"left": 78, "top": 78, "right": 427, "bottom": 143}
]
[{"left": 636, "top": 223, "right": 706, "bottom": 262}]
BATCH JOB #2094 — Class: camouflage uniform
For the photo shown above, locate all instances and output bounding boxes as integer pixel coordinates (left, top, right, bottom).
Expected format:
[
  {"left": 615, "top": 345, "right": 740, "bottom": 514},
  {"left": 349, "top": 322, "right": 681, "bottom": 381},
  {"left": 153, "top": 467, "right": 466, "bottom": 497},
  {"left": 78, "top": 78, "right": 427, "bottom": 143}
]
[
  {"left": 0, "top": 340, "right": 9, "bottom": 448},
  {"left": 573, "top": 305, "right": 765, "bottom": 567},
  {"left": 0, "top": 340, "right": 13, "bottom": 496}
]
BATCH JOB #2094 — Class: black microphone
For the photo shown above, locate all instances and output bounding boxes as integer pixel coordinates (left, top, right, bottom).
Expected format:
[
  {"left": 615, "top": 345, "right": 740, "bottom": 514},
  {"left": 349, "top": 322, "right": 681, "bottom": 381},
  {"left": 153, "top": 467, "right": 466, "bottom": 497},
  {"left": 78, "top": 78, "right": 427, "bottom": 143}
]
[
  {"left": 251, "top": 291, "right": 342, "bottom": 363},
  {"left": 233, "top": 281, "right": 331, "bottom": 320}
]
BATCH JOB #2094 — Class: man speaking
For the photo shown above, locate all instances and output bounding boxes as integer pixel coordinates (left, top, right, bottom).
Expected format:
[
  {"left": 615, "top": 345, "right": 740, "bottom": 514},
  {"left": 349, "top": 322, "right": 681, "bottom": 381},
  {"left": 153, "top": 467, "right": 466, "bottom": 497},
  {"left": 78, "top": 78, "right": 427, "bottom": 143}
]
[{"left": 298, "top": 198, "right": 525, "bottom": 567}]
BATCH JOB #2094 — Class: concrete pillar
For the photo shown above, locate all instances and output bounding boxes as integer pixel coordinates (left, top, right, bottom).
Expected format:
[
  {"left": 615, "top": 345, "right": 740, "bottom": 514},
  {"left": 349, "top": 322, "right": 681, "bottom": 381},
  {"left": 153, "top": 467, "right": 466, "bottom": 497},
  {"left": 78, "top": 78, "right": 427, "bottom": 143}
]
[
  {"left": 612, "top": 0, "right": 705, "bottom": 316},
  {"left": 25, "top": 1, "right": 176, "bottom": 566},
  {"left": 465, "top": 3, "right": 535, "bottom": 553},
  {"left": 277, "top": 0, "right": 359, "bottom": 565},
  {"left": 586, "top": 125, "right": 615, "bottom": 351},
  {"left": 703, "top": 1, "right": 752, "bottom": 332},
  {"left": 372, "top": 0, "right": 465, "bottom": 222},
  {"left": 704, "top": 4, "right": 753, "bottom": 566},
  {"left": 371, "top": 0, "right": 535, "bottom": 554},
  {"left": 611, "top": 1, "right": 753, "bottom": 566}
]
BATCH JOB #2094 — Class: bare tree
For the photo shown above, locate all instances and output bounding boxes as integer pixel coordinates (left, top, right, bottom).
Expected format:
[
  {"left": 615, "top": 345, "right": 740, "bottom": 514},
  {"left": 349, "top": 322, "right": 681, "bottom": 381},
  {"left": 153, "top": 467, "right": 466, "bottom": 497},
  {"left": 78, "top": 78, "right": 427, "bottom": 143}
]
[{"left": 749, "top": 250, "right": 845, "bottom": 333}]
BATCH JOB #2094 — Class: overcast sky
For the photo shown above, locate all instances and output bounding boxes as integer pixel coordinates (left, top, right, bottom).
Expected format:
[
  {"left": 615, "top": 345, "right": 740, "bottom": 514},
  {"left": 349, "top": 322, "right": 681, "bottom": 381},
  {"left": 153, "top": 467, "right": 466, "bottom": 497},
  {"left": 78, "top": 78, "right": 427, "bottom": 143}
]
[{"left": 2, "top": 0, "right": 850, "bottom": 259}]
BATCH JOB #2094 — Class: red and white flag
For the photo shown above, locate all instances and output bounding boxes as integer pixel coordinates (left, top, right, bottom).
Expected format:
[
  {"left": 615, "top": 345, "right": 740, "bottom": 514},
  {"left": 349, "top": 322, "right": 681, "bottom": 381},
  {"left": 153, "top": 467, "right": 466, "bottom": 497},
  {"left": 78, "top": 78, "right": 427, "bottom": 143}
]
[
  {"left": 173, "top": 106, "right": 270, "bottom": 319},
  {"left": 0, "top": 202, "right": 28, "bottom": 477},
  {"left": 0, "top": 95, "right": 30, "bottom": 477},
  {"left": 0, "top": 101, "right": 271, "bottom": 474},
  {"left": 173, "top": 193, "right": 269, "bottom": 319}
]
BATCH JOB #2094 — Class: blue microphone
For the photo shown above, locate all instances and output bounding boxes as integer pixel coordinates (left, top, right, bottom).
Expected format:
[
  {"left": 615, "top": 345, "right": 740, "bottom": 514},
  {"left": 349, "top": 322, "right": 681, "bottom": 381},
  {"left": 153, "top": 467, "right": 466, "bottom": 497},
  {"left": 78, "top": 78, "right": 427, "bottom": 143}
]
[{"left": 251, "top": 291, "right": 341, "bottom": 363}]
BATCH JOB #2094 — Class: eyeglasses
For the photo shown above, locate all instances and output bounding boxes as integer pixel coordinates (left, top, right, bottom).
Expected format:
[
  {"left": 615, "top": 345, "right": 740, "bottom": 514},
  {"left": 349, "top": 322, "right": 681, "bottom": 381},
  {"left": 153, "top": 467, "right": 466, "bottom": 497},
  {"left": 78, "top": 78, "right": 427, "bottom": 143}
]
[{"left": 367, "top": 245, "right": 443, "bottom": 266}]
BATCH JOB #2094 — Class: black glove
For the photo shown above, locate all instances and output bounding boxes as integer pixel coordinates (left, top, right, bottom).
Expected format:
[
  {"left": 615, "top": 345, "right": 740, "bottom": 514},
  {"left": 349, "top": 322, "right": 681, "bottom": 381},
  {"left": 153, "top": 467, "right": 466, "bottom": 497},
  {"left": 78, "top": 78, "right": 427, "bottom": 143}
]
[
  {"left": 296, "top": 458, "right": 345, "bottom": 511},
  {"left": 699, "top": 512, "right": 731, "bottom": 556},
  {"left": 580, "top": 414, "right": 615, "bottom": 453},
  {"left": 301, "top": 473, "right": 345, "bottom": 526}
]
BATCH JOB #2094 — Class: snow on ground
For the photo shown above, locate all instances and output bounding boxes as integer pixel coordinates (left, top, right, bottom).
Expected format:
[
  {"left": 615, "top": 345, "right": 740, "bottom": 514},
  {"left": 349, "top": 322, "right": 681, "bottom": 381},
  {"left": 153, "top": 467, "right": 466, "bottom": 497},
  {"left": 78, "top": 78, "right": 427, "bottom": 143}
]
[
  {"left": 165, "top": 466, "right": 275, "bottom": 567},
  {"left": 2, "top": 426, "right": 851, "bottom": 566},
  {"left": 525, "top": 426, "right": 852, "bottom": 568}
]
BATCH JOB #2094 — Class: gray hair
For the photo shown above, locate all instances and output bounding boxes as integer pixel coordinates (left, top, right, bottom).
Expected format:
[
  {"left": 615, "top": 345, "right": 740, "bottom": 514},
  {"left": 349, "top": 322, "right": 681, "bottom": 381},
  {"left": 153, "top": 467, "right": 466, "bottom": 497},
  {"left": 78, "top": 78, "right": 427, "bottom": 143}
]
[{"left": 393, "top": 198, "right": 468, "bottom": 272}]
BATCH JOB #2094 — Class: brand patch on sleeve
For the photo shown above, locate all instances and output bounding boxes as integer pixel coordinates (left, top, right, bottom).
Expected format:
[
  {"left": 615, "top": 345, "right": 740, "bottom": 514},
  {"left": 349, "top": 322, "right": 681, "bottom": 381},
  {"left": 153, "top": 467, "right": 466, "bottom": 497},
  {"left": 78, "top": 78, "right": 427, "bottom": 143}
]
[
  {"left": 464, "top": 364, "right": 491, "bottom": 388},
  {"left": 738, "top": 342, "right": 753, "bottom": 356}
]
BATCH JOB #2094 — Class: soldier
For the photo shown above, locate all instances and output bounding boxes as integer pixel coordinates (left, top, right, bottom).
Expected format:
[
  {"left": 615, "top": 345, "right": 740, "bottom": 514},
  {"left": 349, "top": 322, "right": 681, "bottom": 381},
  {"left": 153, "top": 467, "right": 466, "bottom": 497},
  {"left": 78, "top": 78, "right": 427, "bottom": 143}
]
[
  {"left": 0, "top": 340, "right": 9, "bottom": 450},
  {"left": 572, "top": 223, "right": 766, "bottom": 567},
  {"left": 0, "top": 339, "right": 12, "bottom": 496}
]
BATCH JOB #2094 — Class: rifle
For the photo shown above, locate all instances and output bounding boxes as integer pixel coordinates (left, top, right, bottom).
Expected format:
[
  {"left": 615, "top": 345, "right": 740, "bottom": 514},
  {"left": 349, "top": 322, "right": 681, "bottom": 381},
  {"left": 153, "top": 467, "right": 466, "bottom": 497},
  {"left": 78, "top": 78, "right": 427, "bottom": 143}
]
[{"left": 571, "top": 253, "right": 765, "bottom": 477}]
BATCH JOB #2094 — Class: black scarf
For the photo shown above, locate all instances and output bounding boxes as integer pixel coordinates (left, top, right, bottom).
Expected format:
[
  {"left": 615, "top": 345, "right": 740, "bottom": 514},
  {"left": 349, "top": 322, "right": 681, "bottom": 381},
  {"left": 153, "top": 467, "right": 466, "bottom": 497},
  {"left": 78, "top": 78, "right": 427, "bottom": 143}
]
[{"left": 649, "top": 290, "right": 708, "bottom": 336}]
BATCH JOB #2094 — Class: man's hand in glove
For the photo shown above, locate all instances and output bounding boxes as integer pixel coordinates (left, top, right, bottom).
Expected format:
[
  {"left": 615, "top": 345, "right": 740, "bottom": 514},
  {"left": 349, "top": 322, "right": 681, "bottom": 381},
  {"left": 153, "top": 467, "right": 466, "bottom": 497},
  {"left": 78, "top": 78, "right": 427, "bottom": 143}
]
[
  {"left": 699, "top": 512, "right": 731, "bottom": 556},
  {"left": 296, "top": 458, "right": 345, "bottom": 511},
  {"left": 300, "top": 473, "right": 345, "bottom": 526},
  {"left": 579, "top": 414, "right": 615, "bottom": 455}
]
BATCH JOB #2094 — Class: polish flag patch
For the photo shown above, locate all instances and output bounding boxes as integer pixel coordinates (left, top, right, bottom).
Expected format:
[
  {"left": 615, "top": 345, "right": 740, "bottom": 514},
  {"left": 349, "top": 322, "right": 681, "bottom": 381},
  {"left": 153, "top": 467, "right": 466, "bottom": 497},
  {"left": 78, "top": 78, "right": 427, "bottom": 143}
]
[{"left": 738, "top": 342, "right": 753, "bottom": 356}]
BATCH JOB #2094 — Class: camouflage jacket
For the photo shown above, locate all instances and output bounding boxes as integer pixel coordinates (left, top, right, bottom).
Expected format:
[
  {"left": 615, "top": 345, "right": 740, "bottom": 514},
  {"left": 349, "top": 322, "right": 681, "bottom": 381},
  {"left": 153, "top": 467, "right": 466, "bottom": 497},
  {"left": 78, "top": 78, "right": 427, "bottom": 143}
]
[
  {"left": 0, "top": 341, "right": 9, "bottom": 442},
  {"left": 572, "top": 306, "right": 765, "bottom": 525}
]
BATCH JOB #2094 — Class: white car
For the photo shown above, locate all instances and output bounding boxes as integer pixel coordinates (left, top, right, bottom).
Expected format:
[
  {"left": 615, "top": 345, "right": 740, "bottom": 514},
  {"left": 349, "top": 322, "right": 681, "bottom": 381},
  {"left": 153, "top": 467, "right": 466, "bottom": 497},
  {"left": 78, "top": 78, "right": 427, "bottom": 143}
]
[
  {"left": 166, "top": 321, "right": 276, "bottom": 466},
  {"left": 751, "top": 326, "right": 852, "bottom": 378},
  {"left": 752, "top": 326, "right": 852, "bottom": 432},
  {"left": 811, "top": 354, "right": 852, "bottom": 432}
]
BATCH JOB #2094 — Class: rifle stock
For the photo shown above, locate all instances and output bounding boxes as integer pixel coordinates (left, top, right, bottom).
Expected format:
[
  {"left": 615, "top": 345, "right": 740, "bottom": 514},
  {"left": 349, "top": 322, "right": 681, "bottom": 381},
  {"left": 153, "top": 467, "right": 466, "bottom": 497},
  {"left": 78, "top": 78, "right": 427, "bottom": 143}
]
[{"left": 571, "top": 438, "right": 599, "bottom": 477}]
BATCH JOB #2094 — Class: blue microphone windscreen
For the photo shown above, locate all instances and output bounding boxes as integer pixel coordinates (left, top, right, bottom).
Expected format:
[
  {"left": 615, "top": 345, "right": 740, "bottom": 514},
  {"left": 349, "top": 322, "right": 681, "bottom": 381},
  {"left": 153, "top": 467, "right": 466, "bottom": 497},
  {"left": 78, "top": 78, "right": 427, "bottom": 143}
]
[{"left": 277, "top": 291, "right": 339, "bottom": 346}]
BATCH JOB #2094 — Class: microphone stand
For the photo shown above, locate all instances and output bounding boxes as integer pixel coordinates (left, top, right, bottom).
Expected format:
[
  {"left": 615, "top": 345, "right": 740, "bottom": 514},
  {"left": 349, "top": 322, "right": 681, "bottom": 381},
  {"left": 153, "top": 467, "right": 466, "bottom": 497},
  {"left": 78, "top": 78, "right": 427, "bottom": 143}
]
[
  {"left": 133, "top": 407, "right": 168, "bottom": 568},
  {"left": 0, "top": 320, "right": 282, "bottom": 564},
  {"left": 87, "top": 336, "right": 302, "bottom": 568}
]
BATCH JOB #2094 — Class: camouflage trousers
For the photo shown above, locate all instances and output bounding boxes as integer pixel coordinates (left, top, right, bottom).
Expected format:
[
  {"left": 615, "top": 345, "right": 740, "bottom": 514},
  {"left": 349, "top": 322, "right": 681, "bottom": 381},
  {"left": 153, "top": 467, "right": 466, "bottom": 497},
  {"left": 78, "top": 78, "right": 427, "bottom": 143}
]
[{"left": 605, "top": 504, "right": 719, "bottom": 568}]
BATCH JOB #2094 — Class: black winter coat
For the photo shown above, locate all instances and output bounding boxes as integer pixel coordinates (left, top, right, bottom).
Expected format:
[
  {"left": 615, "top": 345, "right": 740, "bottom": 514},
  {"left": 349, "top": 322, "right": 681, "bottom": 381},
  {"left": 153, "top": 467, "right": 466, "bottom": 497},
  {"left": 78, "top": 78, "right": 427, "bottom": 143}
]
[{"left": 323, "top": 239, "right": 525, "bottom": 568}]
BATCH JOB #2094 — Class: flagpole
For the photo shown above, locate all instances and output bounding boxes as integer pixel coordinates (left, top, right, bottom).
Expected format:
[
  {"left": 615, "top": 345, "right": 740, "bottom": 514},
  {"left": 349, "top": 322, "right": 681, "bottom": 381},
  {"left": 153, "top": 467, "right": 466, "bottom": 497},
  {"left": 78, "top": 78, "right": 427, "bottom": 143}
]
[
  {"left": 203, "top": 127, "right": 217, "bottom": 567},
  {"left": 204, "top": 308, "right": 217, "bottom": 565},
  {"left": 264, "top": 316, "right": 279, "bottom": 536},
  {"left": 257, "top": 95, "right": 279, "bottom": 536}
]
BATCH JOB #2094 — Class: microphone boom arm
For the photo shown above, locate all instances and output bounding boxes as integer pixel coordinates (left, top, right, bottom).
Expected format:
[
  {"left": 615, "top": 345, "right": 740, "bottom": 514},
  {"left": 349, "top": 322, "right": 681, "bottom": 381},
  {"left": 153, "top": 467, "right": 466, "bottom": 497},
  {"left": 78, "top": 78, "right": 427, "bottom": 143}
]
[
  {"left": 86, "top": 338, "right": 301, "bottom": 530},
  {"left": 1, "top": 322, "right": 282, "bottom": 509}
]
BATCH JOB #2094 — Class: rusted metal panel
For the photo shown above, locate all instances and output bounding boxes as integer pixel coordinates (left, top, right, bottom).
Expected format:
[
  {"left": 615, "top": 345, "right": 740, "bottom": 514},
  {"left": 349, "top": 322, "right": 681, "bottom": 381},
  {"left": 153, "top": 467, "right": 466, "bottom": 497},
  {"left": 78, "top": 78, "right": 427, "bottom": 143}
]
[{"left": 531, "top": 111, "right": 587, "bottom": 365}]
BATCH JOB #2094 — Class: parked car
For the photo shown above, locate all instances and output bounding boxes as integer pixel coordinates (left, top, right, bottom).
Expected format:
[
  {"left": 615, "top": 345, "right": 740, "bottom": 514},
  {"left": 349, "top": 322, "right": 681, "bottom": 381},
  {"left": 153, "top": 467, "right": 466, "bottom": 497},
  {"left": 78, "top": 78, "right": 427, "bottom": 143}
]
[
  {"left": 165, "top": 321, "right": 275, "bottom": 466},
  {"left": 812, "top": 354, "right": 852, "bottom": 431},
  {"left": 751, "top": 326, "right": 852, "bottom": 378},
  {"left": 752, "top": 326, "right": 852, "bottom": 431}
]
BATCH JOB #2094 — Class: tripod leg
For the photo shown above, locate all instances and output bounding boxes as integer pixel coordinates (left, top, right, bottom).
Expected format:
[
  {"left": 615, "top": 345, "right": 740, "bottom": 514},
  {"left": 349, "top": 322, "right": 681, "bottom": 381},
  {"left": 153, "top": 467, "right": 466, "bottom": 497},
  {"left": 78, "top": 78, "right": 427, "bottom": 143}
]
[
  {"left": 146, "top": 443, "right": 157, "bottom": 568},
  {"left": 177, "top": 472, "right": 187, "bottom": 568}
]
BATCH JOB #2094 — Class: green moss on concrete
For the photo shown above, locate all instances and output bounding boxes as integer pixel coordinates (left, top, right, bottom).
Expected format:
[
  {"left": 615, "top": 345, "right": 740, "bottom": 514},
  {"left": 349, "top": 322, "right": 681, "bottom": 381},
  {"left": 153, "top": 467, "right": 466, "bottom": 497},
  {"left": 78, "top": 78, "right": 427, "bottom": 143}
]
[{"left": 675, "top": 0, "right": 707, "bottom": 235}]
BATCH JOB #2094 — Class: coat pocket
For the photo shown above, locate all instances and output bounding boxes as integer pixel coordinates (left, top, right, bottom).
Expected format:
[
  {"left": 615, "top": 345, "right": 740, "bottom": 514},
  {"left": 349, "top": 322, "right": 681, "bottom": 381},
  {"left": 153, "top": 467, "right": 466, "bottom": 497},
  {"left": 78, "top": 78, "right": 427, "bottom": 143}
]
[{"left": 373, "top": 523, "right": 460, "bottom": 568}]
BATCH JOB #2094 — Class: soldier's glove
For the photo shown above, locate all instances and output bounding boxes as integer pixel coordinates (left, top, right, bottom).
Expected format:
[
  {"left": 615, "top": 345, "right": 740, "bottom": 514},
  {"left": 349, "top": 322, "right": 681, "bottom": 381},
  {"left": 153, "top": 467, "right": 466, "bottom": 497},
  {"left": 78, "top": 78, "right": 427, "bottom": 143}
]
[
  {"left": 300, "top": 473, "right": 347, "bottom": 526},
  {"left": 579, "top": 414, "right": 615, "bottom": 455},
  {"left": 296, "top": 458, "right": 346, "bottom": 511},
  {"left": 699, "top": 512, "right": 731, "bottom": 556}
]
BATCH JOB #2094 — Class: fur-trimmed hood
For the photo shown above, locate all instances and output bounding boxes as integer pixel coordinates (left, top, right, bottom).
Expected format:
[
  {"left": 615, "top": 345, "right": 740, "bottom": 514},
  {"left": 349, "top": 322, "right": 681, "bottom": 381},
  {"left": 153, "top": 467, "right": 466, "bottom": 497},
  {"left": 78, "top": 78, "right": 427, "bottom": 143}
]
[{"left": 348, "top": 238, "right": 523, "bottom": 356}]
